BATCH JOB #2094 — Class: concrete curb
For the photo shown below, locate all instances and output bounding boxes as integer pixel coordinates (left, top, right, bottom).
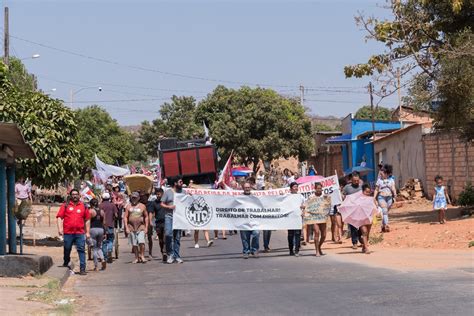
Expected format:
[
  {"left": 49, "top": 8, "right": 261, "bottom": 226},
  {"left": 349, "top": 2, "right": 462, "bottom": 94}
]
[
  {"left": 44, "top": 261, "right": 75, "bottom": 289},
  {"left": 59, "top": 262, "right": 75, "bottom": 289},
  {"left": 0, "top": 254, "right": 53, "bottom": 277}
]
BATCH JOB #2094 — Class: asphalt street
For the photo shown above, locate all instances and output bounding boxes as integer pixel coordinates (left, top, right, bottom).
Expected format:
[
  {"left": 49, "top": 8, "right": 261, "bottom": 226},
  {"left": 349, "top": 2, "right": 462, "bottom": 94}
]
[{"left": 74, "top": 231, "right": 474, "bottom": 316}]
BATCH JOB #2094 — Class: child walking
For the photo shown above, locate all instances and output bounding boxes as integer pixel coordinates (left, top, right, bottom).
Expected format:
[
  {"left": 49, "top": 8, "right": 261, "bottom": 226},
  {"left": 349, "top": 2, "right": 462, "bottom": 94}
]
[{"left": 433, "top": 175, "right": 451, "bottom": 224}]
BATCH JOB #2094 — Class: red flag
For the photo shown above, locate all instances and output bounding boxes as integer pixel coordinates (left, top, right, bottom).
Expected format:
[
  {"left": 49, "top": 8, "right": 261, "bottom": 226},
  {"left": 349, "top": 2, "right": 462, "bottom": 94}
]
[{"left": 218, "top": 150, "right": 233, "bottom": 188}]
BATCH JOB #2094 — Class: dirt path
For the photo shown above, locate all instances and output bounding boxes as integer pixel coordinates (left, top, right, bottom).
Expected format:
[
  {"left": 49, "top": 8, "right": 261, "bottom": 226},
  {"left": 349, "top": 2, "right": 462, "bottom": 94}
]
[{"left": 377, "top": 199, "right": 474, "bottom": 249}]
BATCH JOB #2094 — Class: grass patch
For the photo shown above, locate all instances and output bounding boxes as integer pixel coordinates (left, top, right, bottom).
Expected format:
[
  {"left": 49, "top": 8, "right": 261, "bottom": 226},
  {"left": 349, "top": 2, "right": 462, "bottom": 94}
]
[
  {"left": 23, "top": 278, "right": 75, "bottom": 315},
  {"left": 52, "top": 302, "right": 75, "bottom": 315},
  {"left": 369, "top": 233, "right": 384, "bottom": 245}
]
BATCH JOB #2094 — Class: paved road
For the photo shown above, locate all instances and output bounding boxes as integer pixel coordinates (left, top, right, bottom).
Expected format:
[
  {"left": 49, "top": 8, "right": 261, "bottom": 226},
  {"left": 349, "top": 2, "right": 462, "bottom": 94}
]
[{"left": 75, "top": 231, "right": 473, "bottom": 315}]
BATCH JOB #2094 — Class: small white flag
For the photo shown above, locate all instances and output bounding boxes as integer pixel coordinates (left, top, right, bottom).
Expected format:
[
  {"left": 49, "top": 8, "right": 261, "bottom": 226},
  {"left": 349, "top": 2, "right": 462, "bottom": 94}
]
[{"left": 203, "top": 121, "right": 210, "bottom": 138}]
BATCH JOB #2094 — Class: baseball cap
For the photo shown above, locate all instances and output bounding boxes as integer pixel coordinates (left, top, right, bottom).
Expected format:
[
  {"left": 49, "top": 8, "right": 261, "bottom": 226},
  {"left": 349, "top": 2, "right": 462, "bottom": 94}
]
[
  {"left": 102, "top": 192, "right": 110, "bottom": 200},
  {"left": 131, "top": 191, "right": 140, "bottom": 198}
]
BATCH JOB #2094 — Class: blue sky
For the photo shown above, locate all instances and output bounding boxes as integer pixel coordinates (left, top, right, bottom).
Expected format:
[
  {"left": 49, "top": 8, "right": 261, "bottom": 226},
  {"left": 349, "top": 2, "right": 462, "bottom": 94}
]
[{"left": 7, "top": 0, "right": 395, "bottom": 125}]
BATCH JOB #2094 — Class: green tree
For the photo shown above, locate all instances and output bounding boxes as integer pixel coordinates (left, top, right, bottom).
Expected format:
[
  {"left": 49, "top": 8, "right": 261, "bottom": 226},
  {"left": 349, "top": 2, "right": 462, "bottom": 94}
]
[
  {"left": 434, "top": 45, "right": 474, "bottom": 140},
  {"left": 355, "top": 105, "right": 393, "bottom": 121},
  {"left": 74, "top": 105, "right": 146, "bottom": 177},
  {"left": 139, "top": 95, "right": 201, "bottom": 156},
  {"left": 7, "top": 57, "right": 38, "bottom": 92},
  {"left": 195, "top": 85, "right": 314, "bottom": 172},
  {"left": 344, "top": 0, "right": 473, "bottom": 139},
  {"left": 0, "top": 62, "right": 80, "bottom": 187},
  {"left": 312, "top": 123, "right": 334, "bottom": 133}
]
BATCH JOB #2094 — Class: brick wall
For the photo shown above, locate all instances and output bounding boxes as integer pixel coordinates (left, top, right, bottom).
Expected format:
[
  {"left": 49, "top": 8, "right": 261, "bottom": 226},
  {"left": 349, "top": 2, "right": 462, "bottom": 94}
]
[
  {"left": 309, "top": 147, "right": 344, "bottom": 177},
  {"left": 423, "top": 132, "right": 474, "bottom": 201}
]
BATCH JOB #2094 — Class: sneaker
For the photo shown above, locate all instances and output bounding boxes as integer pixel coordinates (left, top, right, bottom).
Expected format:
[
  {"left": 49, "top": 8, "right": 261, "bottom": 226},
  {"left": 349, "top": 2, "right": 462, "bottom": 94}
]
[
  {"left": 243, "top": 253, "right": 249, "bottom": 259},
  {"left": 251, "top": 252, "right": 259, "bottom": 258},
  {"left": 162, "top": 254, "right": 168, "bottom": 262},
  {"left": 175, "top": 257, "right": 184, "bottom": 264},
  {"left": 295, "top": 252, "right": 300, "bottom": 257},
  {"left": 207, "top": 240, "right": 214, "bottom": 247},
  {"left": 289, "top": 251, "right": 295, "bottom": 256},
  {"left": 194, "top": 244, "right": 200, "bottom": 249},
  {"left": 79, "top": 270, "right": 87, "bottom": 276},
  {"left": 167, "top": 256, "right": 175, "bottom": 264},
  {"left": 352, "top": 244, "right": 358, "bottom": 250},
  {"left": 101, "top": 261, "right": 107, "bottom": 270}
]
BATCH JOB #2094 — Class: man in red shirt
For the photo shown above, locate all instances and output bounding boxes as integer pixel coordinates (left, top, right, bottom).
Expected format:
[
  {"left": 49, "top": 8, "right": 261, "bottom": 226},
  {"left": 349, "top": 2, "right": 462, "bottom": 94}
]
[{"left": 56, "top": 189, "right": 91, "bottom": 275}]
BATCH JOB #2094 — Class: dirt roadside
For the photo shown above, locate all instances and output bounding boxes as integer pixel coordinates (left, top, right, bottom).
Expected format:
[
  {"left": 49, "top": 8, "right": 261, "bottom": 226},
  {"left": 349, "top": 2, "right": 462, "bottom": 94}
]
[{"left": 308, "top": 199, "right": 474, "bottom": 272}]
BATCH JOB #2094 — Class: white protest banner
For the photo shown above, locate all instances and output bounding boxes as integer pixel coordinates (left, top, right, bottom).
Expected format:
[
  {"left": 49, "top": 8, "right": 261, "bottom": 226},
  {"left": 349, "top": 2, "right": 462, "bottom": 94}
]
[
  {"left": 183, "top": 174, "right": 342, "bottom": 206},
  {"left": 173, "top": 193, "right": 303, "bottom": 230},
  {"left": 296, "top": 175, "right": 342, "bottom": 206}
]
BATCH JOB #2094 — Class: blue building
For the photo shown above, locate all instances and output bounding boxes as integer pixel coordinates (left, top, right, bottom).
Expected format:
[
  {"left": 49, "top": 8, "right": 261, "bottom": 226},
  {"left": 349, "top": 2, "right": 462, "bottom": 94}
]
[{"left": 326, "top": 114, "right": 401, "bottom": 183}]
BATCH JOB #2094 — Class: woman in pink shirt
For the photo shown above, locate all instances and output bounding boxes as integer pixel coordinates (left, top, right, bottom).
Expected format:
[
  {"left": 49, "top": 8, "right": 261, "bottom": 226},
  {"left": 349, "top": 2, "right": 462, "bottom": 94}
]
[{"left": 15, "top": 177, "right": 32, "bottom": 202}]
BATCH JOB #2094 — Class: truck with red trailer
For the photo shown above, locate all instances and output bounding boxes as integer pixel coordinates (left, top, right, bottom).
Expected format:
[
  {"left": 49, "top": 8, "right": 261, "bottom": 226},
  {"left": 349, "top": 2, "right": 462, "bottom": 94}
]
[{"left": 158, "top": 138, "right": 218, "bottom": 184}]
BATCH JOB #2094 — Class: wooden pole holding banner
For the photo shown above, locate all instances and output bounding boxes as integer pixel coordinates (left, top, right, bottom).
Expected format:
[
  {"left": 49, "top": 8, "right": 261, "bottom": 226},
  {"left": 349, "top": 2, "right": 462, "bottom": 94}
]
[
  {"left": 335, "top": 169, "right": 343, "bottom": 202},
  {"left": 33, "top": 216, "right": 36, "bottom": 247}
]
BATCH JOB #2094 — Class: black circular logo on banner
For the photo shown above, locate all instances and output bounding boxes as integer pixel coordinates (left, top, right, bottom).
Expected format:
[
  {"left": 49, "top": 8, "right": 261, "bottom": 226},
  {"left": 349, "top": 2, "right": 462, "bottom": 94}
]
[{"left": 185, "top": 196, "right": 213, "bottom": 227}]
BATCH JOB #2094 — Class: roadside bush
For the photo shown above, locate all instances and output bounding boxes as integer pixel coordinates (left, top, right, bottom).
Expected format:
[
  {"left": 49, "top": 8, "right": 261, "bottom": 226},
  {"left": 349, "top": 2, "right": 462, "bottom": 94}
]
[{"left": 458, "top": 182, "right": 474, "bottom": 216}]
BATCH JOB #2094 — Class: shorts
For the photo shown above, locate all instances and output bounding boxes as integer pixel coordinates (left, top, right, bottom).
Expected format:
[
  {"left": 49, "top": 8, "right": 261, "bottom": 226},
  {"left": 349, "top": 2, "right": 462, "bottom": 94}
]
[
  {"left": 329, "top": 205, "right": 338, "bottom": 216},
  {"left": 129, "top": 230, "right": 145, "bottom": 246}
]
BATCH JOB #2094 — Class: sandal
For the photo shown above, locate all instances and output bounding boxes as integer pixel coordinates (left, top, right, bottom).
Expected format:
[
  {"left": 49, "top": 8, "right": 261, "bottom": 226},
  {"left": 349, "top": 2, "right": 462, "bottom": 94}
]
[{"left": 132, "top": 259, "right": 139, "bottom": 264}]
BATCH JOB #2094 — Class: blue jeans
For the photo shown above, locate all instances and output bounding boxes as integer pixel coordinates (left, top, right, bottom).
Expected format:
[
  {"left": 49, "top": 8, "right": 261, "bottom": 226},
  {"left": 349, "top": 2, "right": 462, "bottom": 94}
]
[
  {"left": 240, "top": 230, "right": 260, "bottom": 254},
  {"left": 63, "top": 233, "right": 86, "bottom": 271},
  {"left": 263, "top": 230, "right": 272, "bottom": 250},
  {"left": 377, "top": 195, "right": 393, "bottom": 225},
  {"left": 102, "top": 227, "right": 115, "bottom": 260},
  {"left": 165, "top": 214, "right": 181, "bottom": 259}
]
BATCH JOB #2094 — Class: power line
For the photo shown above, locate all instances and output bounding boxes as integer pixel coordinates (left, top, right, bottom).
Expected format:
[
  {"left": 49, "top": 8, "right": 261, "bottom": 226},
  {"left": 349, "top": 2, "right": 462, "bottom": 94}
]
[
  {"left": 71, "top": 97, "right": 171, "bottom": 104},
  {"left": 10, "top": 33, "right": 298, "bottom": 88},
  {"left": 305, "top": 99, "right": 364, "bottom": 104},
  {"left": 10, "top": 32, "right": 368, "bottom": 91},
  {"left": 36, "top": 74, "right": 210, "bottom": 94}
]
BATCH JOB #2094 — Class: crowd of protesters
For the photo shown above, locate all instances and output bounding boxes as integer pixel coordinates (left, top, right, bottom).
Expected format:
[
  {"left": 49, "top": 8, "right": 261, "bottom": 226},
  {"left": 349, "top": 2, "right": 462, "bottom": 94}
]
[{"left": 53, "top": 162, "right": 450, "bottom": 274}]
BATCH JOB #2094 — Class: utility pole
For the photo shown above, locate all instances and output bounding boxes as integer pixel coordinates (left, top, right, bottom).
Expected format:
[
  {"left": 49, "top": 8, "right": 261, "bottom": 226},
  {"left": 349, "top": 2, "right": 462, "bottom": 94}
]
[
  {"left": 4, "top": 6, "right": 9, "bottom": 66},
  {"left": 299, "top": 85, "right": 305, "bottom": 106},
  {"left": 397, "top": 67, "right": 402, "bottom": 127},
  {"left": 369, "top": 82, "right": 377, "bottom": 181}
]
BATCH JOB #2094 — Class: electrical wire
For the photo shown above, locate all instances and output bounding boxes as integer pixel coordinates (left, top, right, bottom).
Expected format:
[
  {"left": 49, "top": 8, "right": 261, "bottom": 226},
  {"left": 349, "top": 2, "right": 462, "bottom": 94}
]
[{"left": 10, "top": 32, "right": 368, "bottom": 91}]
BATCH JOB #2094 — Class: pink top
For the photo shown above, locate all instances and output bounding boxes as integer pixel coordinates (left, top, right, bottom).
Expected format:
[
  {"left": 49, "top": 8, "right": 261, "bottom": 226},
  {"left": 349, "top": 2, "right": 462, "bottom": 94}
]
[{"left": 15, "top": 183, "right": 30, "bottom": 199}]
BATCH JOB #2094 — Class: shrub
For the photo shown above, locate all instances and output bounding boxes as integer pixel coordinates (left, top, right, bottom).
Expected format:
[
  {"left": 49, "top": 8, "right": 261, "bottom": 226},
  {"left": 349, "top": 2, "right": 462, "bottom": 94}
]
[{"left": 458, "top": 182, "right": 474, "bottom": 207}]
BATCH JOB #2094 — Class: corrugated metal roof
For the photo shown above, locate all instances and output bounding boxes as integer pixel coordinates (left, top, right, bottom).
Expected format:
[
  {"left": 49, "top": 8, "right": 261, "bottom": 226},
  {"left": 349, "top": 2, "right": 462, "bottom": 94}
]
[{"left": 325, "top": 134, "right": 352, "bottom": 143}]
